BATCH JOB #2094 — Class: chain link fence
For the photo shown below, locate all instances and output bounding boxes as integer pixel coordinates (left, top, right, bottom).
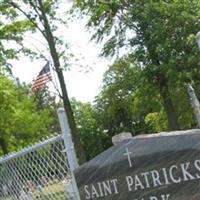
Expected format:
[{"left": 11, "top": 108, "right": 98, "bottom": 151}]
[{"left": 0, "top": 134, "right": 75, "bottom": 200}]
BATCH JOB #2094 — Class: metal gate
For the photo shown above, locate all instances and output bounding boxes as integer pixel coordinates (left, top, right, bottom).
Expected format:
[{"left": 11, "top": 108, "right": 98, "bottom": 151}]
[{"left": 0, "top": 134, "right": 74, "bottom": 200}]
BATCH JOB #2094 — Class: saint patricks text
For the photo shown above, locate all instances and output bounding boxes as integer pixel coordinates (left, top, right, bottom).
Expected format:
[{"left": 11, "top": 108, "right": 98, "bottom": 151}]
[{"left": 83, "top": 159, "right": 200, "bottom": 199}]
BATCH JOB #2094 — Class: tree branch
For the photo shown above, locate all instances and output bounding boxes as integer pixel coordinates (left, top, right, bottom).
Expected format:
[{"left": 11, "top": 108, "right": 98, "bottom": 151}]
[{"left": 6, "top": 0, "right": 47, "bottom": 40}]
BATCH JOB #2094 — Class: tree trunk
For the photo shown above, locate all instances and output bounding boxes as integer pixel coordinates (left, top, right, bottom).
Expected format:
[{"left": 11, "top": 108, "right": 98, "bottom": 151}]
[
  {"left": 158, "top": 73, "right": 179, "bottom": 131},
  {"left": 38, "top": 0, "right": 86, "bottom": 164},
  {"left": 0, "top": 138, "right": 8, "bottom": 155},
  {"left": 147, "top": 46, "right": 179, "bottom": 131}
]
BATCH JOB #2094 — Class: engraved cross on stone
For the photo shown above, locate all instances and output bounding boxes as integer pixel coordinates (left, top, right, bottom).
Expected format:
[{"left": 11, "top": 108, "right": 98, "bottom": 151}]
[{"left": 123, "top": 147, "right": 133, "bottom": 168}]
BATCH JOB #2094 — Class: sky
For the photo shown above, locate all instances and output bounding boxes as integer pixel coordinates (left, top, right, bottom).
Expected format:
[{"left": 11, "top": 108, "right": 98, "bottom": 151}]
[{"left": 11, "top": 2, "right": 111, "bottom": 103}]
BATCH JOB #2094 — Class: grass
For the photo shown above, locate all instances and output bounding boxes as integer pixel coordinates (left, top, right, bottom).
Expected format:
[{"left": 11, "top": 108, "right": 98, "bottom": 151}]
[
  {"left": 3, "top": 181, "right": 74, "bottom": 200},
  {"left": 32, "top": 181, "right": 65, "bottom": 200}
]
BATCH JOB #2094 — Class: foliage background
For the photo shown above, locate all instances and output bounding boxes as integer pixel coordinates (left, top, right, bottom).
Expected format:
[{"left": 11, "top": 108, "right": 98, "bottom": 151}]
[{"left": 0, "top": 0, "right": 200, "bottom": 160}]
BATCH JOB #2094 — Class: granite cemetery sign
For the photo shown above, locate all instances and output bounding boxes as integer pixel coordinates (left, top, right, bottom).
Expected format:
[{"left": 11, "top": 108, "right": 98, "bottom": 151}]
[{"left": 74, "top": 129, "right": 200, "bottom": 200}]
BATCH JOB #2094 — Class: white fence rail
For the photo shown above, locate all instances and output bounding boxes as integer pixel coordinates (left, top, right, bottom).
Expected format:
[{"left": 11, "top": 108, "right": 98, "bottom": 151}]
[{"left": 0, "top": 134, "right": 74, "bottom": 200}]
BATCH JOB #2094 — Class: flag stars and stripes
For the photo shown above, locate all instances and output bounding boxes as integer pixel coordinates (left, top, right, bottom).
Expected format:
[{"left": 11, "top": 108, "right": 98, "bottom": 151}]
[{"left": 30, "top": 62, "right": 52, "bottom": 94}]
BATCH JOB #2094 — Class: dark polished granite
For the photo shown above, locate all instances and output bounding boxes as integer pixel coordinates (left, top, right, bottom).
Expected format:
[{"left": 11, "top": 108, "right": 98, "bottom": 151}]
[{"left": 74, "top": 129, "right": 200, "bottom": 200}]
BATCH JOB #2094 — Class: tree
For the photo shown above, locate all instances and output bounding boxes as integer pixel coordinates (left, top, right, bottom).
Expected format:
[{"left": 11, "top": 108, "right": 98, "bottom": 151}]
[
  {"left": 95, "top": 56, "right": 196, "bottom": 135},
  {"left": 0, "top": 3, "right": 33, "bottom": 75},
  {"left": 73, "top": 0, "right": 200, "bottom": 131},
  {"left": 0, "top": 75, "right": 53, "bottom": 154},
  {"left": 4, "top": 0, "right": 86, "bottom": 163},
  {"left": 71, "top": 98, "right": 109, "bottom": 160},
  {"left": 95, "top": 58, "right": 142, "bottom": 135},
  {"left": 95, "top": 57, "right": 161, "bottom": 135}
]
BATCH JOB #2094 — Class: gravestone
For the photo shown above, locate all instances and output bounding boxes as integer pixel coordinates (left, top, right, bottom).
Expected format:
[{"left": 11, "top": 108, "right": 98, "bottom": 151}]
[{"left": 74, "top": 129, "right": 200, "bottom": 200}]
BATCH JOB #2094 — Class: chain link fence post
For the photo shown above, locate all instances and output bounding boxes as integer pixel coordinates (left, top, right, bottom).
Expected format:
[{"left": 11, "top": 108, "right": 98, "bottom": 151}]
[
  {"left": 187, "top": 84, "right": 200, "bottom": 128},
  {"left": 57, "top": 107, "right": 81, "bottom": 200}
]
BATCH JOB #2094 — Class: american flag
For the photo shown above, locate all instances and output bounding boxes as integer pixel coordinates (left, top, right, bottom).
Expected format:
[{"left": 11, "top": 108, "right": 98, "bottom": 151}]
[{"left": 30, "top": 62, "right": 52, "bottom": 94}]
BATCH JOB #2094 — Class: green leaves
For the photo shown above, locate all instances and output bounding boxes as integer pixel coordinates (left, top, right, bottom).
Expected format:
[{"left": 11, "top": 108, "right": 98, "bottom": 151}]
[
  {"left": 0, "top": 75, "right": 54, "bottom": 154},
  {"left": 73, "top": 0, "right": 200, "bottom": 131},
  {"left": 72, "top": 99, "right": 109, "bottom": 160},
  {"left": 0, "top": 1, "right": 36, "bottom": 74}
]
